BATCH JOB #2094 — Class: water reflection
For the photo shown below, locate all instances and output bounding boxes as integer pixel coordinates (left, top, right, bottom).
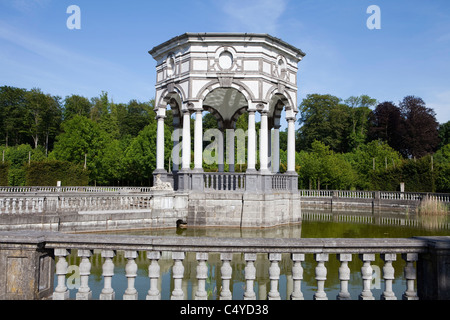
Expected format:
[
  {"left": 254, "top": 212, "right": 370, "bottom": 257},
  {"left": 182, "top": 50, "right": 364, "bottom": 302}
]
[{"left": 61, "top": 210, "right": 450, "bottom": 300}]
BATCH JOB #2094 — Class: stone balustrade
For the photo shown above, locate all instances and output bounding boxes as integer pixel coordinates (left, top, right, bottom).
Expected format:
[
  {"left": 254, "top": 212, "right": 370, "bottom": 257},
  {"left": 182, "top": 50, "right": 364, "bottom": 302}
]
[
  {"left": 203, "top": 172, "right": 246, "bottom": 191},
  {"left": 0, "top": 194, "right": 153, "bottom": 215},
  {"left": 0, "top": 231, "right": 449, "bottom": 300},
  {"left": 0, "top": 186, "right": 153, "bottom": 193}
]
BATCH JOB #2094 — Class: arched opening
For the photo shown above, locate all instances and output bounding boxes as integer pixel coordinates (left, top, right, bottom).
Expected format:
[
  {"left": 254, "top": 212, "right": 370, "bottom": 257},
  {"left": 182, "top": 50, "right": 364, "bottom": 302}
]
[{"left": 201, "top": 87, "right": 248, "bottom": 173}]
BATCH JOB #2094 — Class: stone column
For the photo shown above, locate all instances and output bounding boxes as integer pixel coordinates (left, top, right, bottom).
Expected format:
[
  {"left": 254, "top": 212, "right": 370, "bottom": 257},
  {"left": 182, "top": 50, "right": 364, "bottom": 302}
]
[
  {"left": 220, "top": 253, "right": 233, "bottom": 300},
  {"left": 171, "top": 252, "right": 185, "bottom": 300},
  {"left": 53, "top": 249, "right": 70, "bottom": 300},
  {"left": 247, "top": 110, "right": 256, "bottom": 172},
  {"left": 155, "top": 107, "right": 166, "bottom": 173},
  {"left": 181, "top": 109, "right": 191, "bottom": 170},
  {"left": 178, "top": 109, "right": 191, "bottom": 190},
  {"left": 286, "top": 116, "right": 296, "bottom": 173},
  {"left": 123, "top": 251, "right": 138, "bottom": 300},
  {"left": 194, "top": 109, "right": 203, "bottom": 171},
  {"left": 268, "top": 253, "right": 281, "bottom": 300},
  {"left": 359, "top": 253, "right": 375, "bottom": 300},
  {"left": 381, "top": 253, "right": 397, "bottom": 300},
  {"left": 191, "top": 107, "right": 204, "bottom": 191},
  {"left": 259, "top": 111, "right": 269, "bottom": 174},
  {"left": 244, "top": 253, "right": 257, "bottom": 300},
  {"left": 99, "top": 250, "right": 115, "bottom": 300},
  {"left": 314, "top": 253, "right": 328, "bottom": 300},
  {"left": 272, "top": 122, "right": 280, "bottom": 173},
  {"left": 336, "top": 253, "right": 352, "bottom": 300},
  {"left": 226, "top": 129, "right": 235, "bottom": 172},
  {"left": 403, "top": 253, "right": 419, "bottom": 300},
  {"left": 195, "top": 252, "right": 208, "bottom": 300},
  {"left": 146, "top": 251, "right": 161, "bottom": 300},
  {"left": 245, "top": 109, "right": 260, "bottom": 192},
  {"left": 286, "top": 115, "right": 298, "bottom": 192},
  {"left": 76, "top": 249, "right": 93, "bottom": 300}
]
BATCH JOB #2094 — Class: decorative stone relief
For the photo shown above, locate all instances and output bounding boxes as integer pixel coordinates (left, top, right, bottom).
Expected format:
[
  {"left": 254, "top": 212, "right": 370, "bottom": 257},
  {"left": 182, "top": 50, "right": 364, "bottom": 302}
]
[{"left": 151, "top": 174, "right": 173, "bottom": 191}]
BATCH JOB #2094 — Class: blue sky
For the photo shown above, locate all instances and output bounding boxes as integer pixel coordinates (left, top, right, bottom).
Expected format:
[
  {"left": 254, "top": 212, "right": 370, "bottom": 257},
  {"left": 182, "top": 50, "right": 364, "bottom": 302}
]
[{"left": 0, "top": 0, "right": 449, "bottom": 124}]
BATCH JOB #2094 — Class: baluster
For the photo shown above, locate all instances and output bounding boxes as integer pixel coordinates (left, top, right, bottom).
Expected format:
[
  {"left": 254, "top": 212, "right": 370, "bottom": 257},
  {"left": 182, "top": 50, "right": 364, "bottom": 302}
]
[
  {"left": 171, "top": 251, "right": 185, "bottom": 300},
  {"left": 381, "top": 253, "right": 397, "bottom": 300},
  {"left": 314, "top": 253, "right": 328, "bottom": 300},
  {"left": 291, "top": 253, "right": 304, "bottom": 300},
  {"left": 359, "top": 253, "right": 375, "bottom": 300},
  {"left": 220, "top": 253, "right": 233, "bottom": 300},
  {"left": 244, "top": 253, "right": 257, "bottom": 300},
  {"left": 402, "top": 253, "right": 419, "bottom": 300},
  {"left": 195, "top": 252, "right": 209, "bottom": 300},
  {"left": 53, "top": 249, "right": 70, "bottom": 300},
  {"left": 76, "top": 249, "right": 93, "bottom": 300},
  {"left": 99, "top": 250, "right": 115, "bottom": 300},
  {"left": 146, "top": 251, "right": 161, "bottom": 300},
  {"left": 268, "top": 253, "right": 281, "bottom": 300},
  {"left": 123, "top": 251, "right": 138, "bottom": 300},
  {"left": 336, "top": 253, "right": 352, "bottom": 300},
  {"left": 18, "top": 199, "right": 23, "bottom": 214}
]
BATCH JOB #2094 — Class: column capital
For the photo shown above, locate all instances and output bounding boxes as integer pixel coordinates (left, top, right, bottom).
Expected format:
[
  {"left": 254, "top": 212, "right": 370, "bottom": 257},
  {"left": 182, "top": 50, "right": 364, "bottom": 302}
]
[{"left": 286, "top": 116, "right": 296, "bottom": 123}]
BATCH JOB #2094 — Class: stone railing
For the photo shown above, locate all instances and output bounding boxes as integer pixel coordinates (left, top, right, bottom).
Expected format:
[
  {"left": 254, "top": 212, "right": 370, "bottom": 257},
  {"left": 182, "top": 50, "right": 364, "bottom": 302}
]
[
  {"left": 299, "top": 189, "right": 450, "bottom": 203},
  {"left": 272, "top": 174, "right": 288, "bottom": 190},
  {"left": 0, "top": 194, "right": 153, "bottom": 215},
  {"left": 0, "top": 186, "right": 153, "bottom": 193},
  {"left": 1, "top": 231, "right": 449, "bottom": 300},
  {"left": 203, "top": 172, "right": 246, "bottom": 191}
]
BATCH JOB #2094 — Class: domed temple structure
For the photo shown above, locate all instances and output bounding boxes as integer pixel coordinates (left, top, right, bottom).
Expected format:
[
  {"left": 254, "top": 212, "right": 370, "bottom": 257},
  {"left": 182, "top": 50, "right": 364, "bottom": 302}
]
[{"left": 149, "top": 33, "right": 305, "bottom": 193}]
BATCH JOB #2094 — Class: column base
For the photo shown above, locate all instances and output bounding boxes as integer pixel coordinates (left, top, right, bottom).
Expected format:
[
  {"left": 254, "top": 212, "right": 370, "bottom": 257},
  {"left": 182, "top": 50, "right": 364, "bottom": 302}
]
[
  {"left": 99, "top": 291, "right": 115, "bottom": 300},
  {"left": 245, "top": 172, "right": 260, "bottom": 192},
  {"left": 285, "top": 171, "right": 298, "bottom": 192},
  {"left": 76, "top": 291, "right": 92, "bottom": 300},
  {"left": 53, "top": 290, "right": 69, "bottom": 300},
  {"left": 191, "top": 170, "right": 204, "bottom": 191},
  {"left": 177, "top": 169, "right": 191, "bottom": 191}
]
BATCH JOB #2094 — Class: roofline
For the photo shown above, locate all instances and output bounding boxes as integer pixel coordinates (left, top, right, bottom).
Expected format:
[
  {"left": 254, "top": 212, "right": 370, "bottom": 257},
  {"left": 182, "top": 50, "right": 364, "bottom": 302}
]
[{"left": 148, "top": 32, "right": 306, "bottom": 59}]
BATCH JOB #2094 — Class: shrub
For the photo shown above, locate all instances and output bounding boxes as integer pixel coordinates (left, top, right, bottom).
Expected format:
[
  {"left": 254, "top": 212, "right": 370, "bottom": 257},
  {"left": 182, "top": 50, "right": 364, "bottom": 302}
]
[{"left": 25, "top": 160, "right": 89, "bottom": 186}]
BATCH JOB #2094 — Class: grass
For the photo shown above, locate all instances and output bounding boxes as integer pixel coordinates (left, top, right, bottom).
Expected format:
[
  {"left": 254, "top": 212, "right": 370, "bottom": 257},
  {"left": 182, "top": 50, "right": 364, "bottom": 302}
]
[{"left": 418, "top": 197, "right": 449, "bottom": 216}]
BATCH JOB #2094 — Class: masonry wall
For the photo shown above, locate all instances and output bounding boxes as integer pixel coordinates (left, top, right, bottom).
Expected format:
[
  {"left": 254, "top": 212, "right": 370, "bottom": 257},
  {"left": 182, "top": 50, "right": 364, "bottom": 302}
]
[{"left": 187, "top": 192, "right": 302, "bottom": 228}]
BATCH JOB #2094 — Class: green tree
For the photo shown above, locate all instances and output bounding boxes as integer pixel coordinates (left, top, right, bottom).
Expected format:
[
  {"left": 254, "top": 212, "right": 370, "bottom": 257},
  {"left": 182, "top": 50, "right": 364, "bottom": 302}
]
[
  {"left": 50, "top": 115, "right": 109, "bottom": 183},
  {"left": 297, "top": 140, "right": 357, "bottom": 190},
  {"left": 0, "top": 86, "right": 27, "bottom": 147},
  {"left": 399, "top": 96, "right": 439, "bottom": 158},
  {"left": 345, "top": 140, "right": 403, "bottom": 189},
  {"left": 23, "top": 88, "right": 62, "bottom": 150},
  {"left": 434, "top": 143, "right": 450, "bottom": 192},
  {"left": 437, "top": 121, "right": 450, "bottom": 149},
  {"left": 122, "top": 122, "right": 172, "bottom": 185},
  {"left": 63, "top": 94, "right": 91, "bottom": 120},
  {"left": 344, "top": 95, "right": 376, "bottom": 150},
  {"left": 298, "top": 94, "right": 350, "bottom": 153}
]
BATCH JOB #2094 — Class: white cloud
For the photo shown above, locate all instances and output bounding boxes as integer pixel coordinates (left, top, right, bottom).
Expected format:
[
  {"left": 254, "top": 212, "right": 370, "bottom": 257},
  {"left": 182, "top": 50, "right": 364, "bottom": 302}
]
[
  {"left": 219, "top": 0, "right": 289, "bottom": 34},
  {"left": 0, "top": 0, "right": 50, "bottom": 13}
]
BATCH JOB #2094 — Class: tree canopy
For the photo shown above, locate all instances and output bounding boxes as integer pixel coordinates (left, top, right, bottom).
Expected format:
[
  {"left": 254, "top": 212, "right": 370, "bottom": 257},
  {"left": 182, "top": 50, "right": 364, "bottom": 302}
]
[{"left": 0, "top": 86, "right": 447, "bottom": 192}]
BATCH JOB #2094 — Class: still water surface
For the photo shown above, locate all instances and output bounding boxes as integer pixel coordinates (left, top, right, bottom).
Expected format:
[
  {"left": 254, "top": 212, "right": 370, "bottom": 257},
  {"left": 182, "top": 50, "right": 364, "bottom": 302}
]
[{"left": 61, "top": 211, "right": 450, "bottom": 300}]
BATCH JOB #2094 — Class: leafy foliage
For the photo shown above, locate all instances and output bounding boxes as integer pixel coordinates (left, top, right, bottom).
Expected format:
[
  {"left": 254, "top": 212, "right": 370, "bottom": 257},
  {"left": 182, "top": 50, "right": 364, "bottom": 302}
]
[{"left": 25, "top": 160, "right": 88, "bottom": 186}]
